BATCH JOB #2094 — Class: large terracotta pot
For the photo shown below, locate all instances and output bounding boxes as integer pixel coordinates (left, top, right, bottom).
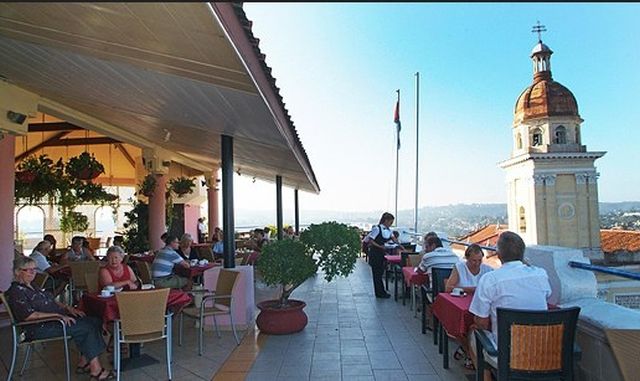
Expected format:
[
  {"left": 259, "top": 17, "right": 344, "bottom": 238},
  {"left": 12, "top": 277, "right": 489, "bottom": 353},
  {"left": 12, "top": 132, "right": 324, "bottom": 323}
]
[{"left": 256, "top": 299, "right": 307, "bottom": 335}]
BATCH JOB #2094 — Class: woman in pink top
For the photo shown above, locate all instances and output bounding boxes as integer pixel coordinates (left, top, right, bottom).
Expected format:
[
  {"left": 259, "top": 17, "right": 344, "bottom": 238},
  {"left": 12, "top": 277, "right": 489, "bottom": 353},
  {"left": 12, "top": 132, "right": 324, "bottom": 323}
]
[{"left": 99, "top": 246, "right": 138, "bottom": 290}]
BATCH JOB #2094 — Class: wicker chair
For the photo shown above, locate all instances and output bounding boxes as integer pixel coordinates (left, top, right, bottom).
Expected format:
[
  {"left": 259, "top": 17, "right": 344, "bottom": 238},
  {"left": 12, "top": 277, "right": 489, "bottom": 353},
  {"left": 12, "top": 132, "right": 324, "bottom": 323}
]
[
  {"left": 196, "top": 246, "right": 215, "bottom": 262},
  {"left": 114, "top": 288, "right": 172, "bottom": 381},
  {"left": 84, "top": 272, "right": 100, "bottom": 293},
  {"left": 0, "top": 292, "right": 72, "bottom": 381},
  {"left": 474, "top": 306, "right": 581, "bottom": 381},
  {"left": 33, "top": 272, "right": 50, "bottom": 290},
  {"left": 135, "top": 261, "right": 153, "bottom": 286},
  {"left": 178, "top": 269, "right": 241, "bottom": 355},
  {"left": 69, "top": 261, "right": 101, "bottom": 303}
]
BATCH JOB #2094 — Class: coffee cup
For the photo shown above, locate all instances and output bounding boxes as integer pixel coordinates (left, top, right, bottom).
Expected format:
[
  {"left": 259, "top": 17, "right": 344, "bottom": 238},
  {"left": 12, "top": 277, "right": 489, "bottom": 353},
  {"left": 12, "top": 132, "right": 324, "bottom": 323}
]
[
  {"left": 105, "top": 285, "right": 115, "bottom": 292},
  {"left": 190, "top": 259, "right": 198, "bottom": 266},
  {"left": 101, "top": 289, "right": 111, "bottom": 297},
  {"left": 452, "top": 287, "right": 464, "bottom": 296},
  {"left": 141, "top": 284, "right": 154, "bottom": 290},
  {"left": 199, "top": 259, "right": 208, "bottom": 265}
]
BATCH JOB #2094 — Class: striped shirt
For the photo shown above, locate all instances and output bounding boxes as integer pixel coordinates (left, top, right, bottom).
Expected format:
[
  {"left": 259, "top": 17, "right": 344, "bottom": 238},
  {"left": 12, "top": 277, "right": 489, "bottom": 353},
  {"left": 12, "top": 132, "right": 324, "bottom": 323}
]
[{"left": 151, "top": 247, "right": 185, "bottom": 278}]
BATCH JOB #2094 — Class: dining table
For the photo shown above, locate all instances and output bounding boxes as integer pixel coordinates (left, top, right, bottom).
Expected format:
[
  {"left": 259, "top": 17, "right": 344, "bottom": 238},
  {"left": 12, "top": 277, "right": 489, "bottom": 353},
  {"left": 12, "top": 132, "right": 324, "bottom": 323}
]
[
  {"left": 402, "top": 266, "right": 428, "bottom": 315},
  {"left": 175, "top": 262, "right": 218, "bottom": 281},
  {"left": 127, "top": 253, "right": 156, "bottom": 263}
]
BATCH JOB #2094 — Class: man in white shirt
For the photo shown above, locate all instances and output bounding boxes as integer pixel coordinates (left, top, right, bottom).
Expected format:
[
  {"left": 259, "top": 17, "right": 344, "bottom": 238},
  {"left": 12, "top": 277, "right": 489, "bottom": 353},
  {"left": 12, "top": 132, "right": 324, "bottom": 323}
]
[
  {"left": 416, "top": 234, "right": 460, "bottom": 276},
  {"left": 469, "top": 230, "right": 551, "bottom": 369}
]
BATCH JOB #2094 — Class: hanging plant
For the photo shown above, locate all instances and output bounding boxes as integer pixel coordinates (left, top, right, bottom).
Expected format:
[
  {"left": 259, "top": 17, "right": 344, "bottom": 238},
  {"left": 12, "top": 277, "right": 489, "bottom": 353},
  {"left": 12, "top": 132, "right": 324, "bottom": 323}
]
[
  {"left": 60, "top": 210, "right": 89, "bottom": 233},
  {"left": 76, "top": 182, "right": 118, "bottom": 204},
  {"left": 169, "top": 176, "right": 196, "bottom": 196},
  {"left": 14, "top": 154, "right": 60, "bottom": 205},
  {"left": 66, "top": 152, "right": 104, "bottom": 181},
  {"left": 138, "top": 174, "right": 157, "bottom": 197}
]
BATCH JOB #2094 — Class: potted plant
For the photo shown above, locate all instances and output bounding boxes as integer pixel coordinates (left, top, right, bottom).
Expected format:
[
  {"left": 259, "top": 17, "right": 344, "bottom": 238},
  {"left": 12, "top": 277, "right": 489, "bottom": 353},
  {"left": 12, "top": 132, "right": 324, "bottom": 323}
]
[
  {"left": 169, "top": 176, "right": 195, "bottom": 196},
  {"left": 60, "top": 210, "right": 89, "bottom": 234},
  {"left": 66, "top": 152, "right": 104, "bottom": 180},
  {"left": 138, "top": 174, "right": 157, "bottom": 197},
  {"left": 255, "top": 221, "right": 361, "bottom": 334},
  {"left": 14, "top": 154, "right": 60, "bottom": 204}
]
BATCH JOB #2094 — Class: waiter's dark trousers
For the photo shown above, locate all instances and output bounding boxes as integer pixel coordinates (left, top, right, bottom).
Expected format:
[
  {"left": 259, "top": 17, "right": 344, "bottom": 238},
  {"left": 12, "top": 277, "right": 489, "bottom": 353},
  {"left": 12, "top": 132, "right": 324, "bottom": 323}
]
[{"left": 368, "top": 249, "right": 386, "bottom": 296}]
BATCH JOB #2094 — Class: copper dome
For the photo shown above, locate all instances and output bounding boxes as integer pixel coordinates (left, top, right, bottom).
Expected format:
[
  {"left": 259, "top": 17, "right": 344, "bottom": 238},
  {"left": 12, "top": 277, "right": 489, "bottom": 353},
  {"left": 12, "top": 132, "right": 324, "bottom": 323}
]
[{"left": 514, "top": 79, "right": 579, "bottom": 121}]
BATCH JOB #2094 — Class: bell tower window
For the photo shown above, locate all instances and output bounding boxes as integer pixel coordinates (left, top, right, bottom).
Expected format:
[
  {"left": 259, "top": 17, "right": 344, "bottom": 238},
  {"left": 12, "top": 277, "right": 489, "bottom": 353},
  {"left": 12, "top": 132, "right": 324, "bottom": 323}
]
[
  {"left": 532, "top": 128, "right": 543, "bottom": 146},
  {"left": 516, "top": 132, "right": 523, "bottom": 149},
  {"left": 519, "top": 206, "right": 527, "bottom": 233},
  {"left": 555, "top": 126, "right": 567, "bottom": 144}
]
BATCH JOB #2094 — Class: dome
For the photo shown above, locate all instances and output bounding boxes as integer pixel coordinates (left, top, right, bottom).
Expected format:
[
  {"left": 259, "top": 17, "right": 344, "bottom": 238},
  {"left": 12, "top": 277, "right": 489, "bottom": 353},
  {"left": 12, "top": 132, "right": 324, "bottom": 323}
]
[
  {"left": 531, "top": 42, "right": 553, "bottom": 56},
  {"left": 514, "top": 79, "right": 579, "bottom": 121}
]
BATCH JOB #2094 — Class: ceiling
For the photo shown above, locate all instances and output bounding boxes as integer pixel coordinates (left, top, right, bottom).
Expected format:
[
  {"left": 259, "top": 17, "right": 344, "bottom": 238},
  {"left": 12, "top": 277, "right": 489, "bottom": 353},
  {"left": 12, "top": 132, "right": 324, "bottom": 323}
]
[{"left": 0, "top": 2, "right": 319, "bottom": 193}]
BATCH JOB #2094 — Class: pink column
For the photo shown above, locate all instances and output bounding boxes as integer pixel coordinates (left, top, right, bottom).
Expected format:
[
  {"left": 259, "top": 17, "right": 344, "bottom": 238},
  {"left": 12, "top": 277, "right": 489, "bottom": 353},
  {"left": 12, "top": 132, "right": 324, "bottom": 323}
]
[
  {"left": 148, "top": 173, "right": 167, "bottom": 251},
  {"left": 0, "top": 135, "right": 16, "bottom": 290},
  {"left": 207, "top": 170, "right": 220, "bottom": 239}
]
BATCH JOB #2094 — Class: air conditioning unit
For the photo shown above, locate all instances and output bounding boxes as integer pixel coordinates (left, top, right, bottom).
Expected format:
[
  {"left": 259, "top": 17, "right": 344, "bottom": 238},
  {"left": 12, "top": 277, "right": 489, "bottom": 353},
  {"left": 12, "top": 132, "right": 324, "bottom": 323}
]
[{"left": 0, "top": 82, "right": 38, "bottom": 136}]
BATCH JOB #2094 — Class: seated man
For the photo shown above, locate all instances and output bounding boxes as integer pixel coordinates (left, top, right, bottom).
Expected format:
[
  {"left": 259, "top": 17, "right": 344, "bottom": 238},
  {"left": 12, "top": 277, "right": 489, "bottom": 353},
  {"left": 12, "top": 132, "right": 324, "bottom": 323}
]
[
  {"left": 29, "top": 240, "right": 68, "bottom": 296},
  {"left": 151, "top": 234, "right": 191, "bottom": 290},
  {"left": 416, "top": 234, "right": 460, "bottom": 277},
  {"left": 61, "top": 236, "right": 96, "bottom": 264},
  {"left": 468, "top": 231, "right": 551, "bottom": 370}
]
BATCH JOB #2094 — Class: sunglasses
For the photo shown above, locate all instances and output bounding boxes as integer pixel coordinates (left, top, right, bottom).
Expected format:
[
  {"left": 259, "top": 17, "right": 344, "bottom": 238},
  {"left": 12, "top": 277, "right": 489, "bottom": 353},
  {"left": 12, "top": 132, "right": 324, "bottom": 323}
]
[{"left": 20, "top": 268, "right": 37, "bottom": 273}]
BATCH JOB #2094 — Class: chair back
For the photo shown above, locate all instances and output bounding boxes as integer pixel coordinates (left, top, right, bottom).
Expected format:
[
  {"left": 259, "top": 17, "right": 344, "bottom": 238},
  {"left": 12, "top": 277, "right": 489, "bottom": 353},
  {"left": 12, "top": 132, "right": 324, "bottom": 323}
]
[
  {"left": 215, "top": 269, "right": 240, "bottom": 308},
  {"left": 0, "top": 292, "right": 18, "bottom": 325},
  {"left": 496, "top": 306, "right": 580, "bottom": 380},
  {"left": 87, "top": 237, "right": 101, "bottom": 251},
  {"left": 33, "top": 272, "right": 50, "bottom": 289},
  {"left": 136, "top": 261, "right": 153, "bottom": 285},
  {"left": 400, "top": 251, "right": 420, "bottom": 267},
  {"left": 401, "top": 243, "right": 417, "bottom": 252},
  {"left": 196, "top": 246, "right": 214, "bottom": 262},
  {"left": 84, "top": 272, "right": 100, "bottom": 293},
  {"left": 105, "top": 237, "right": 113, "bottom": 248},
  {"left": 116, "top": 288, "right": 170, "bottom": 338},
  {"left": 69, "top": 261, "right": 101, "bottom": 289},
  {"left": 430, "top": 267, "right": 453, "bottom": 297}
]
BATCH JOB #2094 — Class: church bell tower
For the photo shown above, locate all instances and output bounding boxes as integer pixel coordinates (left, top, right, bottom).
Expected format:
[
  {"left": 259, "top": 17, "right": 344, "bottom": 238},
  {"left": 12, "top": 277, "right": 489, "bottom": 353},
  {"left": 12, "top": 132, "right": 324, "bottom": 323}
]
[{"left": 499, "top": 24, "right": 606, "bottom": 259}]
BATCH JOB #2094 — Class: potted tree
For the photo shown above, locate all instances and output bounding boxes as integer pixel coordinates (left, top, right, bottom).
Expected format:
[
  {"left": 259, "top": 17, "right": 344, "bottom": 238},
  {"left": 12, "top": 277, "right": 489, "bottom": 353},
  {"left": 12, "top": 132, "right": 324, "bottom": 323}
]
[
  {"left": 168, "top": 176, "right": 196, "bottom": 196},
  {"left": 66, "top": 152, "right": 105, "bottom": 180},
  {"left": 255, "top": 221, "right": 361, "bottom": 334}
]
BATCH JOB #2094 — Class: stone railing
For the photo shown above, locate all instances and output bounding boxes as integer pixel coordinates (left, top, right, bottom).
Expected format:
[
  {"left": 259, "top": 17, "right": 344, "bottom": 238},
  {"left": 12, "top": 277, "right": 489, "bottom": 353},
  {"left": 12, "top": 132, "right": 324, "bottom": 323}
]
[{"left": 526, "top": 245, "right": 640, "bottom": 381}]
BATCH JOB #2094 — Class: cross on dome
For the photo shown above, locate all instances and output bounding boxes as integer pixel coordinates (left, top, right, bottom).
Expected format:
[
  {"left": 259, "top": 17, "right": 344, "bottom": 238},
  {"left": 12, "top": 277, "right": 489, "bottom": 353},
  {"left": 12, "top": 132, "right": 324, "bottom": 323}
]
[{"left": 531, "top": 21, "right": 547, "bottom": 43}]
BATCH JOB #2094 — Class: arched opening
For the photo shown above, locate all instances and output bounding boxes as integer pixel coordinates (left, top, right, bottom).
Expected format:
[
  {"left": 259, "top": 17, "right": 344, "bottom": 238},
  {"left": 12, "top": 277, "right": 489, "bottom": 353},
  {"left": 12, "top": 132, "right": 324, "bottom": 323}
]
[
  {"left": 17, "top": 205, "right": 45, "bottom": 255},
  {"left": 532, "top": 128, "right": 543, "bottom": 146},
  {"left": 555, "top": 125, "right": 567, "bottom": 144},
  {"left": 518, "top": 206, "right": 527, "bottom": 233},
  {"left": 95, "top": 206, "right": 116, "bottom": 245},
  {"left": 516, "top": 132, "right": 523, "bottom": 149}
]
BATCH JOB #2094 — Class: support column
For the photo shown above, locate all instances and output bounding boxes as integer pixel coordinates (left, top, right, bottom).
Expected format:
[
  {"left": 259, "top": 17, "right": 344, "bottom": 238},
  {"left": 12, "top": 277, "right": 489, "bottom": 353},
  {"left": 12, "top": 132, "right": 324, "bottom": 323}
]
[
  {"left": 0, "top": 135, "right": 16, "bottom": 290},
  {"left": 221, "top": 135, "right": 235, "bottom": 268},
  {"left": 207, "top": 168, "right": 220, "bottom": 239},
  {"left": 276, "top": 175, "right": 283, "bottom": 240},
  {"left": 148, "top": 173, "right": 167, "bottom": 251},
  {"left": 294, "top": 189, "right": 300, "bottom": 235}
]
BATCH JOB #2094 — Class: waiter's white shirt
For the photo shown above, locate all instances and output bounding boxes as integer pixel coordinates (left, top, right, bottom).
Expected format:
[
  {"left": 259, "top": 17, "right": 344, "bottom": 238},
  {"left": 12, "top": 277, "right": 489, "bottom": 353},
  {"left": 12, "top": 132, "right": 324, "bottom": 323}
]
[
  {"left": 469, "top": 260, "right": 551, "bottom": 343},
  {"left": 364, "top": 224, "right": 392, "bottom": 243}
]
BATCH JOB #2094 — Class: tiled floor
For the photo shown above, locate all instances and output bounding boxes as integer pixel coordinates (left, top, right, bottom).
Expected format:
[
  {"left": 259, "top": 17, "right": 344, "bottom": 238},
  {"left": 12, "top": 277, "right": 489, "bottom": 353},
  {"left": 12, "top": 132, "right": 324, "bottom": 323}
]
[
  {"left": 243, "top": 258, "right": 473, "bottom": 381},
  {"left": 0, "top": 259, "right": 473, "bottom": 380}
]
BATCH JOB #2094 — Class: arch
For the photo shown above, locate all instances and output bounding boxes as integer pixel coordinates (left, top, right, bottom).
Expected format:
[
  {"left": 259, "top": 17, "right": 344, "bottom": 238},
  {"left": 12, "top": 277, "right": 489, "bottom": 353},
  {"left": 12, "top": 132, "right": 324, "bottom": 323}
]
[
  {"left": 94, "top": 206, "right": 117, "bottom": 242},
  {"left": 555, "top": 125, "right": 567, "bottom": 144},
  {"left": 16, "top": 205, "right": 45, "bottom": 254},
  {"left": 516, "top": 132, "right": 523, "bottom": 149},
  {"left": 531, "top": 128, "right": 543, "bottom": 146},
  {"left": 518, "top": 206, "right": 527, "bottom": 234}
]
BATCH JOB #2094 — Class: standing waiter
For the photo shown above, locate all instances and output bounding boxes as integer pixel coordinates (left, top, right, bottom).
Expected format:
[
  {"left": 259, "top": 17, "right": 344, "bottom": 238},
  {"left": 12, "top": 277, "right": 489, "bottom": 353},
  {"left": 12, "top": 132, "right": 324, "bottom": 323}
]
[{"left": 364, "top": 212, "right": 397, "bottom": 298}]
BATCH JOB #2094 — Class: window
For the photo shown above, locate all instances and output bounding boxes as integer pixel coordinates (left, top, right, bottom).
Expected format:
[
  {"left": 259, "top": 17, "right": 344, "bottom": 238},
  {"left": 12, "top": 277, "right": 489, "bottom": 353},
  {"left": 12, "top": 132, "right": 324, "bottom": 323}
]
[
  {"left": 17, "top": 205, "right": 45, "bottom": 255},
  {"left": 94, "top": 206, "right": 116, "bottom": 240},
  {"left": 516, "top": 132, "right": 523, "bottom": 149},
  {"left": 518, "top": 206, "right": 526, "bottom": 233},
  {"left": 532, "top": 128, "right": 543, "bottom": 146},
  {"left": 575, "top": 126, "right": 581, "bottom": 144},
  {"left": 555, "top": 126, "right": 567, "bottom": 144}
]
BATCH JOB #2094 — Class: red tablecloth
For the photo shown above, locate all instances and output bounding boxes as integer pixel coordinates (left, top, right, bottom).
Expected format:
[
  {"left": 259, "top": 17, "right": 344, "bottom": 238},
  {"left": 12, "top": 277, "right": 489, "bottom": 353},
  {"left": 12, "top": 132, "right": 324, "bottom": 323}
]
[
  {"left": 432, "top": 292, "right": 474, "bottom": 339},
  {"left": 80, "top": 289, "right": 192, "bottom": 324},
  {"left": 402, "top": 266, "right": 428, "bottom": 287},
  {"left": 175, "top": 263, "right": 218, "bottom": 279},
  {"left": 128, "top": 253, "right": 156, "bottom": 263},
  {"left": 384, "top": 255, "right": 401, "bottom": 265}
]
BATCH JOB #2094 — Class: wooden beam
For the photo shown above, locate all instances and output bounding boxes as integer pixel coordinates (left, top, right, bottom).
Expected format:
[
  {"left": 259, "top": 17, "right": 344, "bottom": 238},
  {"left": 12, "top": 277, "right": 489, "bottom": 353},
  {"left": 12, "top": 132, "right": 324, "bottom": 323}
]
[
  {"left": 15, "top": 131, "right": 70, "bottom": 162},
  {"left": 114, "top": 143, "right": 136, "bottom": 168},
  {"left": 27, "top": 122, "right": 84, "bottom": 132},
  {"left": 44, "top": 137, "right": 120, "bottom": 147}
]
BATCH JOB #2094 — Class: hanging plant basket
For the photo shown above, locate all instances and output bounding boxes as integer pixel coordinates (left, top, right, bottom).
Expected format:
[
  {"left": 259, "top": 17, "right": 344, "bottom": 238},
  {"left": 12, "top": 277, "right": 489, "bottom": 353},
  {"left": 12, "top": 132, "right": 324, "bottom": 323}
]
[
  {"left": 66, "top": 152, "right": 104, "bottom": 181},
  {"left": 16, "top": 170, "right": 36, "bottom": 184},
  {"left": 139, "top": 174, "right": 157, "bottom": 197},
  {"left": 169, "top": 176, "right": 195, "bottom": 197}
]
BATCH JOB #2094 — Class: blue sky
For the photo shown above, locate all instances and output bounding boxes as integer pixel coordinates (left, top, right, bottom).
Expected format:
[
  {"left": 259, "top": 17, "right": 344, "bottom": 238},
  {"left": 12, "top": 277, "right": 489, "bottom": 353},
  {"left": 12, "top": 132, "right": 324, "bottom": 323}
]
[{"left": 232, "top": 3, "right": 640, "bottom": 222}]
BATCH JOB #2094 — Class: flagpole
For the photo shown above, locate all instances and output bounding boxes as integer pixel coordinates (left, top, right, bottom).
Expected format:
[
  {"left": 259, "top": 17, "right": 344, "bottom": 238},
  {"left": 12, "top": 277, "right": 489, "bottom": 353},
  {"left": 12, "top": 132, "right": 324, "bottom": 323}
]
[
  {"left": 395, "top": 89, "right": 400, "bottom": 223},
  {"left": 414, "top": 72, "right": 420, "bottom": 233}
]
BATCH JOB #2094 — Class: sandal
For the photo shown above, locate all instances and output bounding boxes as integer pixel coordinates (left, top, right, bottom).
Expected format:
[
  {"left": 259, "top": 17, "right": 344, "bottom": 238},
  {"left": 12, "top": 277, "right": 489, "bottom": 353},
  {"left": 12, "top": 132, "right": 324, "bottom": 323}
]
[
  {"left": 75, "top": 362, "right": 91, "bottom": 374},
  {"left": 90, "top": 368, "right": 115, "bottom": 381},
  {"left": 453, "top": 346, "right": 466, "bottom": 361}
]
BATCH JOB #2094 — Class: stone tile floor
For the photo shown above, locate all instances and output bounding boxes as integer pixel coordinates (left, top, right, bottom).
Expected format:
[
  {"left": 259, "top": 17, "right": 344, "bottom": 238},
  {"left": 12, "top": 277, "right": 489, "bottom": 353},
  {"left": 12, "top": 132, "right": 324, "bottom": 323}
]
[{"left": 0, "top": 258, "right": 473, "bottom": 380}]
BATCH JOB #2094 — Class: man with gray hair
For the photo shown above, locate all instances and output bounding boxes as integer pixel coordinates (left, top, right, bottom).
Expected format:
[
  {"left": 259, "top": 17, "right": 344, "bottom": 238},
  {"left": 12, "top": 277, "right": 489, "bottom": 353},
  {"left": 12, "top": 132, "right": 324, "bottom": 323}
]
[{"left": 469, "top": 231, "right": 551, "bottom": 368}]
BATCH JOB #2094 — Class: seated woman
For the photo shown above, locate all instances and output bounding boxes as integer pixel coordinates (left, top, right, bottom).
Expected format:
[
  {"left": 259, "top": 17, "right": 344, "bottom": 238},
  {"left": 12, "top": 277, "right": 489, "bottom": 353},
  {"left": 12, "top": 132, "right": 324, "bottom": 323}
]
[
  {"left": 99, "top": 246, "right": 138, "bottom": 290},
  {"left": 212, "top": 229, "right": 224, "bottom": 257},
  {"left": 6, "top": 256, "right": 115, "bottom": 380},
  {"left": 176, "top": 233, "right": 198, "bottom": 261},
  {"left": 445, "top": 243, "right": 493, "bottom": 294}
]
